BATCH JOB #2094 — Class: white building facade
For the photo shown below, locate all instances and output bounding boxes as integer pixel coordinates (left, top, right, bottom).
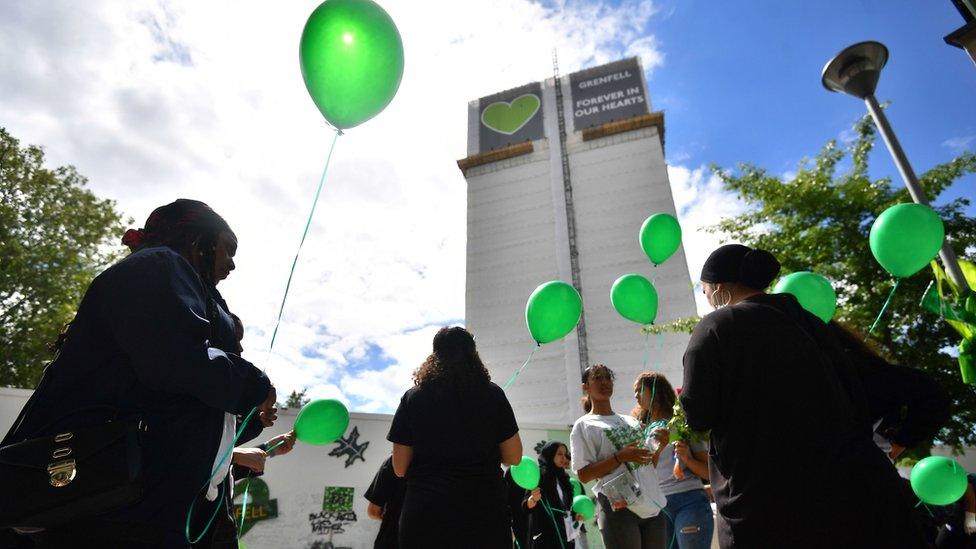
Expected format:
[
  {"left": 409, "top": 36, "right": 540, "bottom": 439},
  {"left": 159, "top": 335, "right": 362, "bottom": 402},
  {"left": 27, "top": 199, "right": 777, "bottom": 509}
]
[{"left": 461, "top": 58, "right": 699, "bottom": 425}]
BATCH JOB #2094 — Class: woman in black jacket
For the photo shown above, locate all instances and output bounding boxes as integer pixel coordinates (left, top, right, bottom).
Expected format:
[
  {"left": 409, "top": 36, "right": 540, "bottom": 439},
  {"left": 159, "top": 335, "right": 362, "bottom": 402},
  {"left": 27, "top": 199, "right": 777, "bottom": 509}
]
[
  {"left": 3, "top": 200, "right": 278, "bottom": 548},
  {"left": 523, "top": 442, "right": 583, "bottom": 549}
]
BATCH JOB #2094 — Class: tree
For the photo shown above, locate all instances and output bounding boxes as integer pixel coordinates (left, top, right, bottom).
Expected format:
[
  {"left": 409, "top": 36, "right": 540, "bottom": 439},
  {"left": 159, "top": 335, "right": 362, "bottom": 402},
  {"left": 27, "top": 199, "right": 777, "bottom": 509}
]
[
  {"left": 709, "top": 113, "right": 976, "bottom": 449},
  {"left": 0, "top": 127, "right": 128, "bottom": 388},
  {"left": 283, "top": 388, "right": 310, "bottom": 409}
]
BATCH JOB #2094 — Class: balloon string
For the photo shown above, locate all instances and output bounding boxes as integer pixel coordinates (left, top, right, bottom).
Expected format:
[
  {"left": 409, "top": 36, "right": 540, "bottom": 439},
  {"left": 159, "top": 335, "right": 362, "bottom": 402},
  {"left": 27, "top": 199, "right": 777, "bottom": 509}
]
[
  {"left": 503, "top": 344, "right": 540, "bottom": 389},
  {"left": 540, "top": 497, "right": 568, "bottom": 549},
  {"left": 655, "top": 331, "right": 663, "bottom": 369},
  {"left": 268, "top": 129, "right": 342, "bottom": 354},
  {"left": 868, "top": 278, "right": 901, "bottom": 335},
  {"left": 915, "top": 500, "right": 935, "bottom": 518},
  {"left": 238, "top": 472, "right": 253, "bottom": 537},
  {"left": 641, "top": 330, "right": 651, "bottom": 370},
  {"left": 661, "top": 507, "right": 678, "bottom": 549},
  {"left": 185, "top": 406, "right": 258, "bottom": 544},
  {"left": 266, "top": 439, "right": 286, "bottom": 457}
]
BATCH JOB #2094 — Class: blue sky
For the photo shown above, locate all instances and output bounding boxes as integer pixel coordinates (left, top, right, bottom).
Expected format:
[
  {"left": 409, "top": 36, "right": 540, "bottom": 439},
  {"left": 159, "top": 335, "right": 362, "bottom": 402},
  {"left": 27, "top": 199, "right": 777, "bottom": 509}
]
[
  {"left": 1, "top": 0, "right": 973, "bottom": 412},
  {"left": 644, "top": 0, "right": 975, "bottom": 210}
]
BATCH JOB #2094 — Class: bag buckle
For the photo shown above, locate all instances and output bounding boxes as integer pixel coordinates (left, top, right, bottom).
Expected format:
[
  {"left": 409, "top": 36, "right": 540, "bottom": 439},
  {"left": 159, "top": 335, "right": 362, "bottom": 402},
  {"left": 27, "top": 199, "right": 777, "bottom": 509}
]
[{"left": 47, "top": 459, "right": 76, "bottom": 487}]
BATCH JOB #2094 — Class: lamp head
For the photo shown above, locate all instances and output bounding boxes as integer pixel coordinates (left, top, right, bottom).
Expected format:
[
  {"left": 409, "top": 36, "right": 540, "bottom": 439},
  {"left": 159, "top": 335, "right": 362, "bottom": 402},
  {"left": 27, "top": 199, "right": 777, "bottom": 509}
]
[{"left": 821, "top": 41, "right": 889, "bottom": 99}]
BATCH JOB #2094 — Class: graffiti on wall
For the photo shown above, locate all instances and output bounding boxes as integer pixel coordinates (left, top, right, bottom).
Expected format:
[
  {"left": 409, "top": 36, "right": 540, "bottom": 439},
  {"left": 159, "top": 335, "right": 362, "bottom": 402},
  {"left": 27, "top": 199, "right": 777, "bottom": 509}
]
[
  {"left": 328, "top": 426, "right": 369, "bottom": 467},
  {"left": 233, "top": 477, "right": 278, "bottom": 537},
  {"left": 308, "top": 486, "right": 358, "bottom": 538}
]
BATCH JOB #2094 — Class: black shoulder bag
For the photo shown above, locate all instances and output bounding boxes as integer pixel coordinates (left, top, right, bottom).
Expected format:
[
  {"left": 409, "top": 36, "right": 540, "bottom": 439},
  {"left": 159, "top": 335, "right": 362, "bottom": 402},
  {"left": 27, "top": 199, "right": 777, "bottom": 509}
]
[{"left": 0, "top": 399, "right": 147, "bottom": 529}]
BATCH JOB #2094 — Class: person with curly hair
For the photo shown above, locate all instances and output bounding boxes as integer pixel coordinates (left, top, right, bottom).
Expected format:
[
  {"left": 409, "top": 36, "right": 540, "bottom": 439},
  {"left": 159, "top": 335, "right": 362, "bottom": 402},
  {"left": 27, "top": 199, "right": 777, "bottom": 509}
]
[{"left": 388, "top": 326, "right": 523, "bottom": 548}]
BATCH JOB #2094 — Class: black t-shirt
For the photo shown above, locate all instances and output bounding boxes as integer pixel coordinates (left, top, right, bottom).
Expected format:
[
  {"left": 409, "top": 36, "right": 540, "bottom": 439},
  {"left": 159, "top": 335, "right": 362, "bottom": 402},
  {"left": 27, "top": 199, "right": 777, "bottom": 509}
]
[
  {"left": 388, "top": 381, "right": 518, "bottom": 490},
  {"left": 365, "top": 457, "right": 405, "bottom": 549}
]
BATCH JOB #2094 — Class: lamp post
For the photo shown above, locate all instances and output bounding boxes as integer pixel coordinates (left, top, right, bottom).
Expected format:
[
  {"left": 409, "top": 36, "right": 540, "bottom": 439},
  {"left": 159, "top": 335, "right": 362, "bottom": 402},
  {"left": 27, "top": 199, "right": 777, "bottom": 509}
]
[{"left": 821, "top": 41, "right": 969, "bottom": 290}]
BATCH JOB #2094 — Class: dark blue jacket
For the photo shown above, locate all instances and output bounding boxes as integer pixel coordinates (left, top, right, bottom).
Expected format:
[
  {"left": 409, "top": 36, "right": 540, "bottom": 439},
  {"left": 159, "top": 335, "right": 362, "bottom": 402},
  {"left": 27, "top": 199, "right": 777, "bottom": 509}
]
[{"left": 2, "top": 246, "right": 271, "bottom": 546}]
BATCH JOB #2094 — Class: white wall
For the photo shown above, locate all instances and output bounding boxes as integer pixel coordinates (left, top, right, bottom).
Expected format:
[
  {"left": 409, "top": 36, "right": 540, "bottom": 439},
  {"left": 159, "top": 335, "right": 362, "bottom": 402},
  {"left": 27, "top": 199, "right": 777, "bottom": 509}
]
[{"left": 0, "top": 388, "right": 577, "bottom": 548}]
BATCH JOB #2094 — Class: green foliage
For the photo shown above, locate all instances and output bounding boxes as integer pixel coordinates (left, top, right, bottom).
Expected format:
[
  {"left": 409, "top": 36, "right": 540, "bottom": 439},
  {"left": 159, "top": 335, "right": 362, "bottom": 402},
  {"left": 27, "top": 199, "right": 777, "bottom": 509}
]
[
  {"left": 0, "top": 127, "right": 127, "bottom": 388},
  {"left": 643, "top": 316, "right": 701, "bottom": 335},
  {"left": 283, "top": 388, "right": 310, "bottom": 409},
  {"left": 710, "top": 113, "right": 976, "bottom": 448}
]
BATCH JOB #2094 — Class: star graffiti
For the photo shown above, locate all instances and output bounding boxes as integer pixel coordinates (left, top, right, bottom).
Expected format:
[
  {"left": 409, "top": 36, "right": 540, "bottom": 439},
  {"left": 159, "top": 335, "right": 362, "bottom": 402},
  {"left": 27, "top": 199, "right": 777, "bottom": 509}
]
[{"left": 329, "top": 426, "right": 369, "bottom": 467}]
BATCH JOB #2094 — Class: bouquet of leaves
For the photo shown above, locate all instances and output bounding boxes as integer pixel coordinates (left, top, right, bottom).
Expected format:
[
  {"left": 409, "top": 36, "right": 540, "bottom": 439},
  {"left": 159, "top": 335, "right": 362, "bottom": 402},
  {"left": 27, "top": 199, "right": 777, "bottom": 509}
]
[
  {"left": 666, "top": 395, "right": 709, "bottom": 480},
  {"left": 925, "top": 259, "right": 976, "bottom": 384}
]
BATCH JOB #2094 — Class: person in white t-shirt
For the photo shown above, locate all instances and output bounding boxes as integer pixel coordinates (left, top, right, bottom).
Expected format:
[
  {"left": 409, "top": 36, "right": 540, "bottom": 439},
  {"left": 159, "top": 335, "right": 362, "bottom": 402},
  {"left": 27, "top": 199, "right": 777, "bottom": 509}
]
[{"left": 570, "top": 364, "right": 669, "bottom": 549}]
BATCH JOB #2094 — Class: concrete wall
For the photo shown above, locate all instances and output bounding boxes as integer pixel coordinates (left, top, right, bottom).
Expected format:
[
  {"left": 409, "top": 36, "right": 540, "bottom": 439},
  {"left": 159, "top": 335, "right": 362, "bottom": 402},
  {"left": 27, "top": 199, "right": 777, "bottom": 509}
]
[{"left": 0, "top": 388, "right": 578, "bottom": 548}]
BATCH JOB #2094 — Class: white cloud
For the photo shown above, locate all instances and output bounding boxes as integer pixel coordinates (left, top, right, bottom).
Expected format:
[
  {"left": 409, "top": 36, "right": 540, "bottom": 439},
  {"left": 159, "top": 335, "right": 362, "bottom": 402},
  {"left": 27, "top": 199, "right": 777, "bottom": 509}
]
[
  {"left": 943, "top": 135, "right": 975, "bottom": 154},
  {"left": 667, "top": 164, "right": 748, "bottom": 314},
  {"left": 0, "top": 0, "right": 665, "bottom": 412}
]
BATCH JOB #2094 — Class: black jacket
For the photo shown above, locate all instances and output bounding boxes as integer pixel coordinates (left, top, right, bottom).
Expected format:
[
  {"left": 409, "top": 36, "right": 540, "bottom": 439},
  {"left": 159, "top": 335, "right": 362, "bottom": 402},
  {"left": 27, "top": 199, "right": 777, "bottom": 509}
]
[
  {"left": 2, "top": 247, "right": 271, "bottom": 547},
  {"left": 682, "top": 293, "right": 925, "bottom": 548},
  {"left": 522, "top": 469, "right": 575, "bottom": 549}
]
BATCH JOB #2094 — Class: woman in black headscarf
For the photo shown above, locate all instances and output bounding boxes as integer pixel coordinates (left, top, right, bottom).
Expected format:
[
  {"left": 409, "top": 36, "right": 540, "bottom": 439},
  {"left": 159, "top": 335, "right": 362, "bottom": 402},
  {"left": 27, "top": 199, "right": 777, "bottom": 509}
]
[
  {"left": 523, "top": 441, "right": 582, "bottom": 549},
  {"left": 2, "top": 199, "right": 277, "bottom": 548},
  {"left": 681, "top": 244, "right": 924, "bottom": 548}
]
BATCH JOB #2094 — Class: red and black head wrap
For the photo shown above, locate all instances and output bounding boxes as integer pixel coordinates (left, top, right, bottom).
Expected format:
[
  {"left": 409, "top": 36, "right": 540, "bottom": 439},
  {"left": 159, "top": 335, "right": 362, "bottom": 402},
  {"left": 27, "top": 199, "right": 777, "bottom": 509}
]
[{"left": 122, "top": 199, "right": 234, "bottom": 284}]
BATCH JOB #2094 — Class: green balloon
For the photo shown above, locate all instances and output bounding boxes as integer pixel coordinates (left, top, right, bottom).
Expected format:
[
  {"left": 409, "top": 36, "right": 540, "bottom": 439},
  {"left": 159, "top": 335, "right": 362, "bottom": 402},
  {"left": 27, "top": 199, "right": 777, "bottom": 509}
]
[
  {"left": 511, "top": 456, "right": 540, "bottom": 490},
  {"left": 525, "top": 281, "right": 583, "bottom": 345},
  {"left": 611, "top": 274, "right": 659, "bottom": 325},
  {"left": 910, "top": 455, "right": 968, "bottom": 505},
  {"left": 639, "top": 213, "right": 682, "bottom": 266},
  {"left": 570, "top": 478, "right": 584, "bottom": 497},
  {"left": 299, "top": 0, "right": 404, "bottom": 129},
  {"left": 869, "top": 203, "right": 945, "bottom": 279},
  {"left": 773, "top": 271, "right": 836, "bottom": 323},
  {"left": 294, "top": 399, "right": 350, "bottom": 444},
  {"left": 571, "top": 495, "right": 595, "bottom": 520}
]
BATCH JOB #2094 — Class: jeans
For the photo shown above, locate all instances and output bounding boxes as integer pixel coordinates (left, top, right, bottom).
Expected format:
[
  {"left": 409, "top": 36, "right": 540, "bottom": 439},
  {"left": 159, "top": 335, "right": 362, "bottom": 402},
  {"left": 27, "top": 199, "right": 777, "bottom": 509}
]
[
  {"left": 662, "top": 489, "right": 714, "bottom": 549},
  {"left": 596, "top": 494, "right": 667, "bottom": 549}
]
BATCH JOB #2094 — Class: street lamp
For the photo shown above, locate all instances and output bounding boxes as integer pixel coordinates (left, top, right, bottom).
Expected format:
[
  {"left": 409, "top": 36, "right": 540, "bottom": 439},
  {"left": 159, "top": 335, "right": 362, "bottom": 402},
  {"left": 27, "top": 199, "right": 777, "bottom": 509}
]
[{"left": 822, "top": 40, "right": 969, "bottom": 290}]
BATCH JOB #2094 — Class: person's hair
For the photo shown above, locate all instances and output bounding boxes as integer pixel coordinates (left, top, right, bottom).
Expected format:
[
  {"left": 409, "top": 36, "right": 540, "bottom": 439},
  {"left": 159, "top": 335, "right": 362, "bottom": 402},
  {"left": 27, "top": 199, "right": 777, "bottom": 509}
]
[
  {"left": 580, "top": 364, "right": 615, "bottom": 413},
  {"left": 121, "top": 199, "right": 234, "bottom": 287},
  {"left": 700, "top": 244, "right": 781, "bottom": 291},
  {"left": 413, "top": 326, "right": 490, "bottom": 392},
  {"left": 630, "top": 372, "right": 676, "bottom": 426},
  {"left": 828, "top": 320, "right": 886, "bottom": 361}
]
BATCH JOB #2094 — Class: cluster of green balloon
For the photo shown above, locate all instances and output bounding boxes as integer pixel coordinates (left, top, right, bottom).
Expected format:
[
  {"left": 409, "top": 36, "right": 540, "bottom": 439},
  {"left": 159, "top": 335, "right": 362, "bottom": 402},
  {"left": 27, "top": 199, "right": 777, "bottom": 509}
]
[
  {"left": 870, "top": 203, "right": 945, "bottom": 279},
  {"left": 611, "top": 274, "right": 658, "bottom": 325},
  {"left": 571, "top": 495, "right": 595, "bottom": 520},
  {"left": 910, "top": 455, "right": 968, "bottom": 506},
  {"left": 293, "top": 399, "right": 351, "bottom": 444},
  {"left": 299, "top": 0, "right": 404, "bottom": 129},
  {"left": 639, "top": 213, "right": 682, "bottom": 266},
  {"left": 570, "top": 478, "right": 584, "bottom": 497},
  {"left": 511, "top": 456, "right": 541, "bottom": 490},
  {"left": 772, "top": 272, "right": 837, "bottom": 323},
  {"left": 525, "top": 281, "right": 583, "bottom": 345}
]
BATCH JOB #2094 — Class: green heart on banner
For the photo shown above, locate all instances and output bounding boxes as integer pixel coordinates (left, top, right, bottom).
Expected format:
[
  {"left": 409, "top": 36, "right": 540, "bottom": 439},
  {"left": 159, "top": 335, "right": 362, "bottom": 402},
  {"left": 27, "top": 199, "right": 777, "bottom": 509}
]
[{"left": 481, "top": 94, "right": 540, "bottom": 135}]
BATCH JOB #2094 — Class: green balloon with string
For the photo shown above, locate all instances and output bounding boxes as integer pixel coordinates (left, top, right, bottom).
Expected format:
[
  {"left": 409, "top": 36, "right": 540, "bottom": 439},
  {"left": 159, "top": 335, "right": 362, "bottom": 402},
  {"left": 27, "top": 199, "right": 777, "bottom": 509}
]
[{"left": 300, "top": 0, "right": 404, "bottom": 129}]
